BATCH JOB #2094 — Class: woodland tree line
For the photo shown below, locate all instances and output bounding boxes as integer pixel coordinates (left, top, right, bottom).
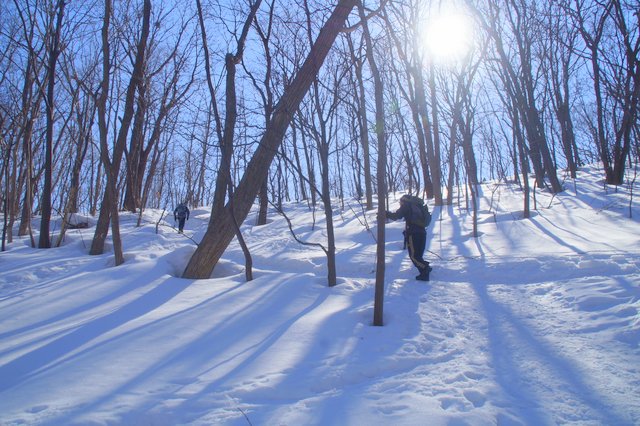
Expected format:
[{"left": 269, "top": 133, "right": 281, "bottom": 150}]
[{"left": 1, "top": 0, "right": 639, "bottom": 287}]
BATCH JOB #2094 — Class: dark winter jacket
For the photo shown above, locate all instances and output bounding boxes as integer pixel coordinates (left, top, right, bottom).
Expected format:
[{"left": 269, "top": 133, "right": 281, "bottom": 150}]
[
  {"left": 386, "top": 200, "right": 426, "bottom": 235},
  {"left": 174, "top": 204, "right": 190, "bottom": 220}
]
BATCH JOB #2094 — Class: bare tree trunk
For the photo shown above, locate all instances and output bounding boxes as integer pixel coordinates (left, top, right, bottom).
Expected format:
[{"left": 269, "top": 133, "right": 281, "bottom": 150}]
[
  {"left": 609, "top": 1, "right": 640, "bottom": 185},
  {"left": 301, "top": 0, "right": 340, "bottom": 287},
  {"left": 573, "top": 0, "right": 614, "bottom": 181},
  {"left": 299, "top": 116, "right": 318, "bottom": 208},
  {"left": 513, "top": 100, "right": 531, "bottom": 218},
  {"left": 291, "top": 125, "right": 309, "bottom": 201},
  {"left": 13, "top": 0, "right": 38, "bottom": 240},
  {"left": 355, "top": 0, "right": 388, "bottom": 325},
  {"left": 546, "top": 7, "right": 580, "bottom": 179},
  {"left": 195, "top": 129, "right": 210, "bottom": 207},
  {"left": 194, "top": 0, "right": 224, "bottom": 220},
  {"left": 469, "top": 175, "right": 478, "bottom": 237},
  {"left": 256, "top": 181, "right": 269, "bottom": 225},
  {"left": 318, "top": 143, "right": 337, "bottom": 286},
  {"left": 91, "top": 0, "right": 112, "bottom": 254},
  {"left": 90, "top": 0, "right": 151, "bottom": 266},
  {"left": 446, "top": 110, "right": 458, "bottom": 205},
  {"left": 127, "top": 53, "right": 195, "bottom": 215},
  {"left": 2, "top": 114, "right": 15, "bottom": 251},
  {"left": 250, "top": 3, "right": 276, "bottom": 225},
  {"left": 196, "top": 0, "right": 262, "bottom": 280},
  {"left": 427, "top": 67, "right": 444, "bottom": 204},
  {"left": 122, "top": 80, "right": 147, "bottom": 213},
  {"left": 38, "top": 0, "right": 65, "bottom": 248},
  {"left": 182, "top": 0, "right": 357, "bottom": 279},
  {"left": 17, "top": 41, "right": 43, "bottom": 239},
  {"left": 91, "top": 0, "right": 120, "bottom": 258},
  {"left": 89, "top": 146, "right": 102, "bottom": 216}
]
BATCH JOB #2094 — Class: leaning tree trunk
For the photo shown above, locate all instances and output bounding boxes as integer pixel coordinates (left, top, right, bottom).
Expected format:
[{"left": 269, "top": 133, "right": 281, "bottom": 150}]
[{"left": 182, "top": 0, "right": 357, "bottom": 279}]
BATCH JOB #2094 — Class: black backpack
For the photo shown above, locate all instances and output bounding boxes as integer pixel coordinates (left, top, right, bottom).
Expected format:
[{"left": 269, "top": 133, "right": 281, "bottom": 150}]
[
  {"left": 175, "top": 204, "right": 188, "bottom": 219},
  {"left": 403, "top": 195, "right": 431, "bottom": 228}
]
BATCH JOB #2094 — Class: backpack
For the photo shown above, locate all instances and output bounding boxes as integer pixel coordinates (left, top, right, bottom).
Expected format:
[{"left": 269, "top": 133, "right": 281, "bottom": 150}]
[
  {"left": 404, "top": 195, "right": 431, "bottom": 228},
  {"left": 175, "top": 204, "right": 188, "bottom": 219}
]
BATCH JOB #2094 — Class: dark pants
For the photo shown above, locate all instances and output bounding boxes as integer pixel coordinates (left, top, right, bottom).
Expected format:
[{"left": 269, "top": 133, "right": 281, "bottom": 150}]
[
  {"left": 407, "top": 232, "right": 429, "bottom": 273},
  {"left": 177, "top": 217, "right": 186, "bottom": 232}
]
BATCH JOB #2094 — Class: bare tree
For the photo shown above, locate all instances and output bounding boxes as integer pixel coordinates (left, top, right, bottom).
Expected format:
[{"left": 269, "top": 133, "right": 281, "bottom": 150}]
[
  {"left": 37, "top": 0, "right": 66, "bottom": 248},
  {"left": 346, "top": 31, "right": 375, "bottom": 210},
  {"left": 300, "top": 0, "right": 352, "bottom": 287},
  {"left": 572, "top": 0, "right": 614, "bottom": 181},
  {"left": 383, "top": 2, "right": 442, "bottom": 204},
  {"left": 571, "top": 0, "right": 639, "bottom": 185},
  {"left": 352, "top": 0, "right": 389, "bottom": 325},
  {"left": 470, "top": 0, "right": 563, "bottom": 193},
  {"left": 608, "top": 1, "right": 640, "bottom": 184},
  {"left": 10, "top": 0, "right": 47, "bottom": 244},
  {"left": 543, "top": 1, "right": 581, "bottom": 179},
  {"left": 55, "top": 57, "right": 97, "bottom": 246},
  {"left": 182, "top": 0, "right": 357, "bottom": 279},
  {"left": 1, "top": 112, "right": 16, "bottom": 251},
  {"left": 245, "top": 0, "right": 277, "bottom": 225},
  {"left": 90, "top": 0, "right": 151, "bottom": 265},
  {"left": 122, "top": 12, "right": 196, "bottom": 214},
  {"left": 195, "top": 0, "right": 263, "bottom": 281}
]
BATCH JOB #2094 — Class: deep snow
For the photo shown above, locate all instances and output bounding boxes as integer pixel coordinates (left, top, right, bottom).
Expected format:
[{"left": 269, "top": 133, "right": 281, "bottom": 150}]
[{"left": 0, "top": 166, "right": 639, "bottom": 425}]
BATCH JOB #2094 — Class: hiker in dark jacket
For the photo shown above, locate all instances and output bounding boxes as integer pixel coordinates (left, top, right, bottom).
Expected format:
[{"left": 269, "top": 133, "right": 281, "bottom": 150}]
[
  {"left": 386, "top": 194, "right": 432, "bottom": 281},
  {"left": 173, "top": 202, "right": 190, "bottom": 233}
]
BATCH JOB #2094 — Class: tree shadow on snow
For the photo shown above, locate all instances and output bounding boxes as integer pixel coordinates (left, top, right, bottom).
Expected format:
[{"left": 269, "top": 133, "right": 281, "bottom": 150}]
[
  {"left": 472, "top": 280, "right": 629, "bottom": 425},
  {"left": 0, "top": 277, "right": 189, "bottom": 394}
]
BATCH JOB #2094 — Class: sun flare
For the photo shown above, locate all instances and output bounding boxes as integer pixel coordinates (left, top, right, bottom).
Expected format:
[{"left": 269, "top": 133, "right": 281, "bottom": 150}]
[{"left": 421, "top": 11, "right": 474, "bottom": 63}]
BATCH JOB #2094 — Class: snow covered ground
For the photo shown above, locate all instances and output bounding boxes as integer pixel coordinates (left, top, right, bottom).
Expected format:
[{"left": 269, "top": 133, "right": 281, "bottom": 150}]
[{"left": 0, "top": 166, "right": 639, "bottom": 425}]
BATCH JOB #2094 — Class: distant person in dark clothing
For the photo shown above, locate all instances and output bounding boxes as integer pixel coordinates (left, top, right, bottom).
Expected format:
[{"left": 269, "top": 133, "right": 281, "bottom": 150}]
[
  {"left": 386, "top": 194, "right": 432, "bottom": 281},
  {"left": 174, "top": 202, "right": 190, "bottom": 233}
]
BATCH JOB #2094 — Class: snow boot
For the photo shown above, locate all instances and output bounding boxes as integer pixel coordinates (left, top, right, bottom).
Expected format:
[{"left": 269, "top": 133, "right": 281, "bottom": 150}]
[{"left": 416, "top": 265, "right": 432, "bottom": 281}]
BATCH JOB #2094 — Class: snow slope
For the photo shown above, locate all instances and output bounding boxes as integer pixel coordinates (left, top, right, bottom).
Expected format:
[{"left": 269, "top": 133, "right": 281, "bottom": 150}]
[{"left": 0, "top": 166, "right": 639, "bottom": 425}]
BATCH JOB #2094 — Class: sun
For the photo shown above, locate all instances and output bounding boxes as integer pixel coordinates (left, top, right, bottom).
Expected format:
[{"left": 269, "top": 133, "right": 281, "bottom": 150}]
[{"left": 421, "top": 11, "right": 474, "bottom": 64}]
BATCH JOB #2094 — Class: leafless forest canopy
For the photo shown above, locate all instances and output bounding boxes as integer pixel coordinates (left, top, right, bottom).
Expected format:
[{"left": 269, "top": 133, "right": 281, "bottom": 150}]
[{"left": 1, "top": 0, "right": 638, "bottom": 266}]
